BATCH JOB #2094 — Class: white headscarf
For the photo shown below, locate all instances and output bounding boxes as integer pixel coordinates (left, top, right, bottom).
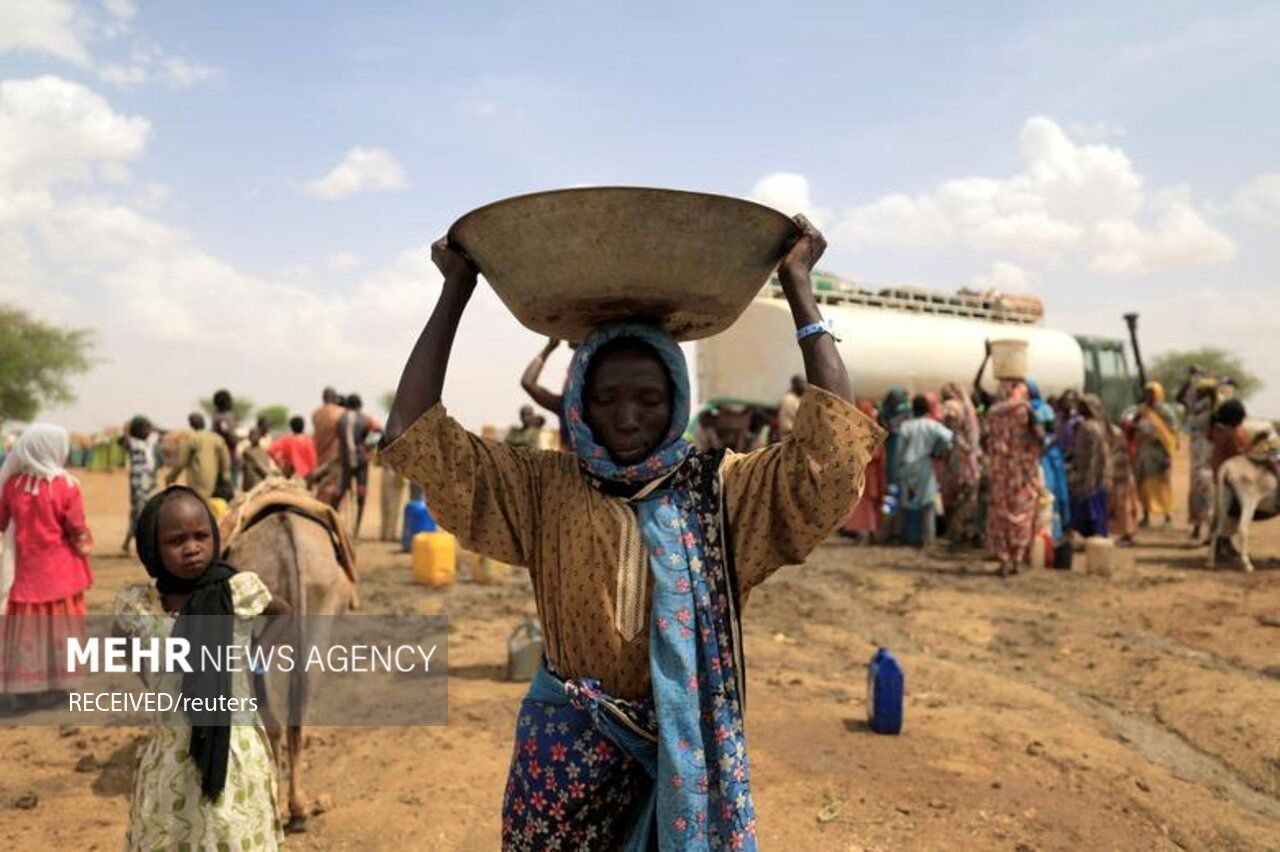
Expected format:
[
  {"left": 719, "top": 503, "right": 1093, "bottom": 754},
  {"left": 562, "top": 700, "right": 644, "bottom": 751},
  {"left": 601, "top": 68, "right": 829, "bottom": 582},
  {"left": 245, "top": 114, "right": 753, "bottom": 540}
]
[{"left": 1, "top": 424, "right": 74, "bottom": 606}]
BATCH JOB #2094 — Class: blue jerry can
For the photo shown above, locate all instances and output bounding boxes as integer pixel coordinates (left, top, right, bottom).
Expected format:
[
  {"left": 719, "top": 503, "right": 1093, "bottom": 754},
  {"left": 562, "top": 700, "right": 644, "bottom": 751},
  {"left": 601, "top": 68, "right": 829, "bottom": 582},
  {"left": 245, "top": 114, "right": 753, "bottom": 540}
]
[
  {"left": 867, "top": 648, "right": 904, "bottom": 735},
  {"left": 401, "top": 499, "right": 437, "bottom": 552}
]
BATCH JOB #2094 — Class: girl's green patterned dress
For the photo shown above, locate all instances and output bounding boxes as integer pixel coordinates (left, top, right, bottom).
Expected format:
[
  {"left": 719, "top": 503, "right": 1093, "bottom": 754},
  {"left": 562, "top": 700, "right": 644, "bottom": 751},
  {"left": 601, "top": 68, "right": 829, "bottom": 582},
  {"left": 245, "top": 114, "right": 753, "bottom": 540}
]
[{"left": 114, "top": 572, "right": 284, "bottom": 851}]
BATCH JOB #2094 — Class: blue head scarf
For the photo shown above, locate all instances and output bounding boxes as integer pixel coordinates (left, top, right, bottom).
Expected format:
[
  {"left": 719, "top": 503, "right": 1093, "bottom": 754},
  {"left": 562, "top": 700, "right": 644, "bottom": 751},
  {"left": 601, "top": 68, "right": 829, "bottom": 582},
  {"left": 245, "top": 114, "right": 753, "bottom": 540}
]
[
  {"left": 562, "top": 323, "right": 692, "bottom": 485},
  {"left": 1027, "top": 378, "right": 1071, "bottom": 536},
  {"left": 1026, "top": 378, "right": 1057, "bottom": 428},
  {"left": 880, "top": 386, "right": 910, "bottom": 427},
  {"left": 556, "top": 322, "right": 757, "bottom": 849}
]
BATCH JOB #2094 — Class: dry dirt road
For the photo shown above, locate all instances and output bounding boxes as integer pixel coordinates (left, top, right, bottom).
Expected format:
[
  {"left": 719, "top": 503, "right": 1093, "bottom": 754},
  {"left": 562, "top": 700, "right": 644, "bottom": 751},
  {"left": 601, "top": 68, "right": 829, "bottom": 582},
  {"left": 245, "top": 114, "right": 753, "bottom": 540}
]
[{"left": 1, "top": 454, "right": 1277, "bottom": 851}]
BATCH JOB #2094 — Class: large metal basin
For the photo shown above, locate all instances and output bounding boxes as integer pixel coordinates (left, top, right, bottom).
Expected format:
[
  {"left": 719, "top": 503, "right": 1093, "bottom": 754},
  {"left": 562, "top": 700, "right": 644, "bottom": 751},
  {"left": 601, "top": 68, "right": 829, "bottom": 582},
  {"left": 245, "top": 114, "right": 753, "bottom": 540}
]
[{"left": 448, "top": 187, "right": 798, "bottom": 342}]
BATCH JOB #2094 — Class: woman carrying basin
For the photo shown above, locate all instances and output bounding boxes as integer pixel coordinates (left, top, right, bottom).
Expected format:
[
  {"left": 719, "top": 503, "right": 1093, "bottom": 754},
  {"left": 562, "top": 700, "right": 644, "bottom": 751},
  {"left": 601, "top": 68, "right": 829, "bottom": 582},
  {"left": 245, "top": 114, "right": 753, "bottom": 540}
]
[{"left": 381, "top": 192, "right": 882, "bottom": 851}]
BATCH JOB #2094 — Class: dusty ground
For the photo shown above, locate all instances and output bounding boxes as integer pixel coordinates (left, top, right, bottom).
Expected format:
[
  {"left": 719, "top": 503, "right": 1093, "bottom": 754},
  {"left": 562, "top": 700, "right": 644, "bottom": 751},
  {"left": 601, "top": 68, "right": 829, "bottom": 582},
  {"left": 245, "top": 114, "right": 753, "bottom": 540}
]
[{"left": 1, "top": 451, "right": 1278, "bottom": 851}]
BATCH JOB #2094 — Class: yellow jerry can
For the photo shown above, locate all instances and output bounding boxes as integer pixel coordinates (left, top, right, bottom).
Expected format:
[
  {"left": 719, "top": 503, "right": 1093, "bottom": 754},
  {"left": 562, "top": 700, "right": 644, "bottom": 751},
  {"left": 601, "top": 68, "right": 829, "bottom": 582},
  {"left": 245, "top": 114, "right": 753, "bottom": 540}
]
[
  {"left": 207, "top": 498, "right": 230, "bottom": 523},
  {"left": 412, "top": 531, "right": 456, "bottom": 587}
]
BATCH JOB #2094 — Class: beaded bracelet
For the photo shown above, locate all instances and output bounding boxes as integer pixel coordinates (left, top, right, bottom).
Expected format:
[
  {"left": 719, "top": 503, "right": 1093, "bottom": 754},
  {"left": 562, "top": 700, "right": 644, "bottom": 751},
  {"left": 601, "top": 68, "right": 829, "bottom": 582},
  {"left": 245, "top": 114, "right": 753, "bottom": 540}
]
[{"left": 795, "top": 318, "right": 840, "bottom": 343}]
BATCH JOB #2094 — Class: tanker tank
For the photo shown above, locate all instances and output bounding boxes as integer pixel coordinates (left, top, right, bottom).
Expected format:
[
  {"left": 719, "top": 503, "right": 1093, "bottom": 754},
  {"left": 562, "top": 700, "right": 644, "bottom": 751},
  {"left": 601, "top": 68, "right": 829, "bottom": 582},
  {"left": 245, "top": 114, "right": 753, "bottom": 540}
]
[{"left": 696, "top": 286, "right": 1086, "bottom": 406}]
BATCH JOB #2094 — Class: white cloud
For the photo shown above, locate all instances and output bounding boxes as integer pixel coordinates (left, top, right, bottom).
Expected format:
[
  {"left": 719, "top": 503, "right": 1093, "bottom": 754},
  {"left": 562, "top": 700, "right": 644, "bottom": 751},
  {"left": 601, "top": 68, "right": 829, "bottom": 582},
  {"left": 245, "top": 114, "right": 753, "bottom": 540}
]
[
  {"left": 103, "top": 0, "right": 137, "bottom": 22},
  {"left": 0, "top": 0, "right": 222, "bottom": 91},
  {"left": 0, "top": 76, "right": 149, "bottom": 190},
  {"left": 0, "top": 0, "right": 91, "bottom": 66},
  {"left": 967, "top": 260, "right": 1036, "bottom": 294},
  {"left": 302, "top": 147, "right": 408, "bottom": 200},
  {"left": 750, "top": 172, "right": 828, "bottom": 228},
  {"left": 132, "top": 180, "right": 171, "bottom": 210},
  {"left": 832, "top": 115, "right": 1234, "bottom": 274},
  {"left": 99, "top": 0, "right": 136, "bottom": 38},
  {"left": 1091, "top": 193, "right": 1236, "bottom": 274},
  {"left": 99, "top": 61, "right": 147, "bottom": 86},
  {"left": 0, "top": 229, "right": 38, "bottom": 302},
  {"left": 838, "top": 192, "right": 955, "bottom": 248},
  {"left": 100, "top": 45, "right": 221, "bottom": 89},
  {"left": 327, "top": 251, "right": 361, "bottom": 270},
  {"left": 160, "top": 56, "right": 221, "bottom": 88},
  {"left": 1229, "top": 172, "right": 1280, "bottom": 228},
  {"left": 0, "top": 77, "right": 481, "bottom": 430}
]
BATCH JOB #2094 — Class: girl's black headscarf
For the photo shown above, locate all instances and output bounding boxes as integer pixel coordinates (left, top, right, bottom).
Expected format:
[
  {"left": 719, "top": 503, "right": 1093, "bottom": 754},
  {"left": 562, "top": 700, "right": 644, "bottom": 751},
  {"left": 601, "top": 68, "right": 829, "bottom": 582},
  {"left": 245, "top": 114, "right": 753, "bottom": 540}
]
[{"left": 134, "top": 485, "right": 237, "bottom": 802}]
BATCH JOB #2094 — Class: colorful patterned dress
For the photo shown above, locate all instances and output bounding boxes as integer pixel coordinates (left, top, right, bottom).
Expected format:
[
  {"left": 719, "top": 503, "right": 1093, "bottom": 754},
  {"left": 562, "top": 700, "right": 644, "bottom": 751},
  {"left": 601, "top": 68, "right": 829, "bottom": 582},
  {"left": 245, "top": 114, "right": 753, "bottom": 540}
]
[
  {"left": 124, "top": 433, "right": 160, "bottom": 531},
  {"left": 1108, "top": 424, "right": 1140, "bottom": 540},
  {"left": 983, "top": 385, "right": 1042, "bottom": 567},
  {"left": 1188, "top": 429, "right": 1215, "bottom": 528},
  {"left": 1134, "top": 382, "right": 1179, "bottom": 519},
  {"left": 1183, "top": 381, "right": 1217, "bottom": 527},
  {"left": 1067, "top": 405, "right": 1111, "bottom": 539},
  {"left": 113, "top": 572, "right": 284, "bottom": 851},
  {"left": 939, "top": 396, "right": 982, "bottom": 544}
]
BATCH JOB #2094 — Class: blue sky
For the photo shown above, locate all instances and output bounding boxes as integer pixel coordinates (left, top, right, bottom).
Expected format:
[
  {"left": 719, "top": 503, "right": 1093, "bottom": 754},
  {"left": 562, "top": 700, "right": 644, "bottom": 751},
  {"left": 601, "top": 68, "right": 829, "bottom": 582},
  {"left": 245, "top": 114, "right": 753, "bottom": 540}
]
[{"left": 3, "top": 0, "right": 1278, "bottom": 430}]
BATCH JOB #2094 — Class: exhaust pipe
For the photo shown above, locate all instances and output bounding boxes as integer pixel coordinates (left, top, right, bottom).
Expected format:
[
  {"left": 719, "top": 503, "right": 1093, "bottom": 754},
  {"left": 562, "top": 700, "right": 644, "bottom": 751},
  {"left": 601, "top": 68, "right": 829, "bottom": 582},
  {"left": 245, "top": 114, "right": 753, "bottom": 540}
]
[{"left": 1123, "top": 312, "right": 1147, "bottom": 393}]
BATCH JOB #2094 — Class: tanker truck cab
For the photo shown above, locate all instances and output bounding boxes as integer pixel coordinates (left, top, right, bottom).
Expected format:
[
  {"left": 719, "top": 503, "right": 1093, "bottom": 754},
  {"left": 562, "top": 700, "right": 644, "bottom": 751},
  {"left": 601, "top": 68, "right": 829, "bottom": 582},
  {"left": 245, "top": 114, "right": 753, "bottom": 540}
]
[{"left": 1075, "top": 335, "right": 1137, "bottom": 421}]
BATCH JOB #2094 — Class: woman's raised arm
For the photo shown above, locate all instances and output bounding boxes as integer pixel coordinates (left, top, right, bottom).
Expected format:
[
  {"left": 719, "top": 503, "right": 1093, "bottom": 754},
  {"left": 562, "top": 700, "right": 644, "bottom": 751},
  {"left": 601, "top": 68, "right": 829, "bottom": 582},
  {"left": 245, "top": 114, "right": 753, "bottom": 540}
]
[
  {"left": 777, "top": 215, "right": 853, "bottom": 402},
  {"left": 384, "top": 238, "right": 478, "bottom": 443},
  {"left": 520, "top": 338, "right": 565, "bottom": 415}
]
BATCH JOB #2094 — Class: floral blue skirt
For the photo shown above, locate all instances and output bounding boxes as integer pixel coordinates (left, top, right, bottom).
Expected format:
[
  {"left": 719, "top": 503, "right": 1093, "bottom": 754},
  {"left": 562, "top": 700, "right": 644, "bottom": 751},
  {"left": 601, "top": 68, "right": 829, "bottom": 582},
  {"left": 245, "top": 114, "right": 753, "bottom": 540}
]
[{"left": 502, "top": 668, "right": 659, "bottom": 851}]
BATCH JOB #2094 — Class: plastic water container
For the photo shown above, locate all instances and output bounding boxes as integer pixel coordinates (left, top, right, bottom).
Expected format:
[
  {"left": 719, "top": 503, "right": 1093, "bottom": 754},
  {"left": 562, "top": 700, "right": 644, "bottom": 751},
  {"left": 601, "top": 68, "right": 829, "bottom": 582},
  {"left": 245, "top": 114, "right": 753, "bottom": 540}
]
[
  {"left": 507, "top": 619, "right": 544, "bottom": 682},
  {"left": 867, "top": 648, "right": 904, "bottom": 735},
  {"left": 1029, "top": 530, "right": 1054, "bottom": 569},
  {"left": 1053, "top": 540, "right": 1074, "bottom": 570},
  {"left": 1085, "top": 536, "right": 1115, "bottom": 577},
  {"left": 902, "top": 507, "right": 925, "bottom": 546},
  {"left": 989, "top": 338, "right": 1029, "bottom": 380},
  {"left": 208, "top": 497, "right": 230, "bottom": 523},
  {"left": 880, "top": 483, "right": 900, "bottom": 517},
  {"left": 401, "top": 499, "right": 437, "bottom": 553},
  {"left": 412, "top": 531, "right": 456, "bottom": 587}
]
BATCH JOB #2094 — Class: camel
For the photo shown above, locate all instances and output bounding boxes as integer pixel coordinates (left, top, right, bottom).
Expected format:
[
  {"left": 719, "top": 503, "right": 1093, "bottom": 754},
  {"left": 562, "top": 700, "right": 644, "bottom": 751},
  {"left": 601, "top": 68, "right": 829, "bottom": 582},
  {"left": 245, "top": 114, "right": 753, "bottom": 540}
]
[
  {"left": 222, "top": 483, "right": 358, "bottom": 831},
  {"left": 1207, "top": 452, "right": 1279, "bottom": 573}
]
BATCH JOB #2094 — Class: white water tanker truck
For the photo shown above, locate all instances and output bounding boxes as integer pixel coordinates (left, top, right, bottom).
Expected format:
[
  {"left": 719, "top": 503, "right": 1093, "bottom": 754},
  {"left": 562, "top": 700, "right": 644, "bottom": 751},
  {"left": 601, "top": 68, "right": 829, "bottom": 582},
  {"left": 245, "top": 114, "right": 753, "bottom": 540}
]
[{"left": 696, "top": 271, "right": 1141, "bottom": 422}]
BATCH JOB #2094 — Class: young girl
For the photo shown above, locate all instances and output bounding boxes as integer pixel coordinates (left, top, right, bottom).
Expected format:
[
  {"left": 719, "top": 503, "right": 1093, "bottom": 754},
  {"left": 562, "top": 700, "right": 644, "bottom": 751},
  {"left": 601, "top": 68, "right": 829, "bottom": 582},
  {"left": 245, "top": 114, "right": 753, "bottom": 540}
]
[
  {"left": 0, "top": 424, "right": 94, "bottom": 709},
  {"left": 114, "top": 485, "right": 286, "bottom": 850}
]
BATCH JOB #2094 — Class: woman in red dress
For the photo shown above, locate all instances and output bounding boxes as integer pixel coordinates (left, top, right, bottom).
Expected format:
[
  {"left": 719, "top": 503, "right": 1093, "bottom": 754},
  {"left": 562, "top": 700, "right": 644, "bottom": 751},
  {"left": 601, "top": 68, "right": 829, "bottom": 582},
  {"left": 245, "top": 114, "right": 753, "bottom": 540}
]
[
  {"left": 0, "top": 424, "right": 94, "bottom": 710},
  {"left": 843, "top": 399, "right": 887, "bottom": 539}
]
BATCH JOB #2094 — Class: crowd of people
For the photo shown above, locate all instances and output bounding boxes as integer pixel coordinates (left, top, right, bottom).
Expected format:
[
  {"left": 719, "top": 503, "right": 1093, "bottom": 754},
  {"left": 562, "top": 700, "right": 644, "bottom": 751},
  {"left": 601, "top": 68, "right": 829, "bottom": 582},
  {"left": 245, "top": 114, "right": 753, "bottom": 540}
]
[
  {"left": 0, "top": 384, "right": 401, "bottom": 703},
  {"left": 0, "top": 242, "right": 1267, "bottom": 849},
  {"left": 833, "top": 361, "right": 1256, "bottom": 574},
  {"left": 119, "top": 386, "right": 397, "bottom": 539},
  {"left": 510, "top": 335, "right": 1262, "bottom": 580}
]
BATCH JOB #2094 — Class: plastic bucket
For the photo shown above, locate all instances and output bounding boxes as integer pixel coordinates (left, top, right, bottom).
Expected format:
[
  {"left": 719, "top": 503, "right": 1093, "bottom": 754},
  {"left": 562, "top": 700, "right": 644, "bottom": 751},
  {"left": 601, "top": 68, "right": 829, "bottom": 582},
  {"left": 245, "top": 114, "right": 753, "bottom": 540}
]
[
  {"left": 1085, "top": 536, "right": 1114, "bottom": 577},
  {"left": 507, "top": 619, "right": 544, "bottom": 682},
  {"left": 990, "top": 338, "right": 1029, "bottom": 380}
]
